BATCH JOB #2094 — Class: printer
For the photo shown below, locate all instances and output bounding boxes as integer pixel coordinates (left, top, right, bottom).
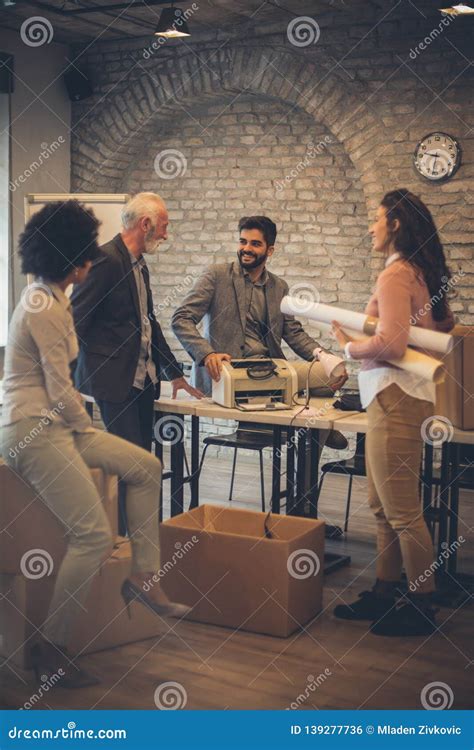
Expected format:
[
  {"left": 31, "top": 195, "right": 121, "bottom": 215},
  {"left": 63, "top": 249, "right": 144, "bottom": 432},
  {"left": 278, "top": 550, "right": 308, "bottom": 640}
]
[{"left": 211, "top": 358, "right": 298, "bottom": 410}]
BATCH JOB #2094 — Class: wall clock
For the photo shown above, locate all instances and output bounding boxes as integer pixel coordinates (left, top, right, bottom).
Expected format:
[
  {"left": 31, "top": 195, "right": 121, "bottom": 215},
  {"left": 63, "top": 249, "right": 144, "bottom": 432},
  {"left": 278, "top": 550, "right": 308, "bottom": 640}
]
[{"left": 413, "top": 132, "right": 461, "bottom": 182}]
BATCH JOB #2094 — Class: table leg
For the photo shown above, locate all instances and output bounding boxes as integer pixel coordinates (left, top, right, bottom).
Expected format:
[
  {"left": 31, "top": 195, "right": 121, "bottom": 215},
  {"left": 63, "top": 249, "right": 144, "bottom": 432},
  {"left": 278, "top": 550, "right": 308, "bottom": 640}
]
[
  {"left": 295, "top": 429, "right": 307, "bottom": 516},
  {"left": 271, "top": 425, "right": 282, "bottom": 514},
  {"left": 308, "top": 428, "right": 321, "bottom": 519},
  {"left": 434, "top": 441, "right": 473, "bottom": 608},
  {"left": 437, "top": 441, "right": 450, "bottom": 569},
  {"left": 448, "top": 442, "right": 460, "bottom": 576},
  {"left": 170, "top": 414, "right": 185, "bottom": 517},
  {"left": 153, "top": 411, "right": 164, "bottom": 463},
  {"left": 153, "top": 411, "right": 164, "bottom": 523},
  {"left": 286, "top": 427, "right": 296, "bottom": 515},
  {"left": 422, "top": 442, "right": 434, "bottom": 536},
  {"left": 189, "top": 415, "right": 200, "bottom": 510}
]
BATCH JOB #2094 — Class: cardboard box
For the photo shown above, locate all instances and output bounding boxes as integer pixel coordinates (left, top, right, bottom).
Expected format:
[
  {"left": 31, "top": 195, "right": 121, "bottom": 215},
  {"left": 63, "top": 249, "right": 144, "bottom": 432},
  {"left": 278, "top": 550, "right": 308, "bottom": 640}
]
[
  {"left": 0, "top": 539, "right": 163, "bottom": 669},
  {"left": 160, "top": 504, "right": 325, "bottom": 638},
  {"left": 436, "top": 325, "right": 474, "bottom": 429},
  {"left": 0, "top": 462, "right": 118, "bottom": 573}
]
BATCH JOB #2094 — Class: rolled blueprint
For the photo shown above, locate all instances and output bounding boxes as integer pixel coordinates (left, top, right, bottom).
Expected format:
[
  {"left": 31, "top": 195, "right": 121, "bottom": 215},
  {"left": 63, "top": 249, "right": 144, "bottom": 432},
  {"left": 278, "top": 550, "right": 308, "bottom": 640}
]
[
  {"left": 281, "top": 297, "right": 453, "bottom": 355},
  {"left": 314, "top": 348, "right": 346, "bottom": 379},
  {"left": 314, "top": 320, "right": 445, "bottom": 384}
]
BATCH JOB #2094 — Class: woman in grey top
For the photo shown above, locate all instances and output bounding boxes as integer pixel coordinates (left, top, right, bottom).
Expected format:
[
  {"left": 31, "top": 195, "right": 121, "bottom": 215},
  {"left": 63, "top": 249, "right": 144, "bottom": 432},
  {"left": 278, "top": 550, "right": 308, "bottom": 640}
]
[{"left": 1, "top": 201, "right": 188, "bottom": 688}]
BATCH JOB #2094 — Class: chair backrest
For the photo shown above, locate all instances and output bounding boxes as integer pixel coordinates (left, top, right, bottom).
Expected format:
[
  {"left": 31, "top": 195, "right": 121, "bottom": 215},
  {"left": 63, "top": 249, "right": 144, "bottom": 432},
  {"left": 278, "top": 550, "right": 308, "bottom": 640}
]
[{"left": 236, "top": 421, "right": 274, "bottom": 441}]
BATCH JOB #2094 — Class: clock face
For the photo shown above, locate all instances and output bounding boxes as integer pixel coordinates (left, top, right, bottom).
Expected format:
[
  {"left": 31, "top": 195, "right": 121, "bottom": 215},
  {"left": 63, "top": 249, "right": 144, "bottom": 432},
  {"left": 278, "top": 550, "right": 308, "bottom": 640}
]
[{"left": 413, "top": 132, "right": 461, "bottom": 182}]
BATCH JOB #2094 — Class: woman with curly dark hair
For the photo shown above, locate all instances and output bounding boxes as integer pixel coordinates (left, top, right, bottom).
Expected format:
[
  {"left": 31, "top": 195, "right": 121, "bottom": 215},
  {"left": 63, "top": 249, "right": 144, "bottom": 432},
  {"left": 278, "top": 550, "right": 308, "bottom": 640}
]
[
  {"left": 331, "top": 189, "right": 454, "bottom": 637},
  {"left": 1, "top": 201, "right": 188, "bottom": 688}
]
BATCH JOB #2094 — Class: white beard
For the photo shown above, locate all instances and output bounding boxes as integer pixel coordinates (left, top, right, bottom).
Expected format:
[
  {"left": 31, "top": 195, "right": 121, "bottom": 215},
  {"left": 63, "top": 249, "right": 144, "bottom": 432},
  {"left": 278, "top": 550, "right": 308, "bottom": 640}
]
[{"left": 143, "top": 238, "right": 162, "bottom": 255}]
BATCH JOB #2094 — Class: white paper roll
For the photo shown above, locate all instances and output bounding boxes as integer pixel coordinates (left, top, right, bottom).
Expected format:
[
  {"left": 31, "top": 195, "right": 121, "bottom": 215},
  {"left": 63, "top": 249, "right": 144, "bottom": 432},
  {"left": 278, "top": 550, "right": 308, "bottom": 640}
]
[
  {"left": 281, "top": 297, "right": 453, "bottom": 355},
  {"left": 314, "top": 347, "right": 346, "bottom": 379},
  {"left": 315, "top": 320, "right": 445, "bottom": 384}
]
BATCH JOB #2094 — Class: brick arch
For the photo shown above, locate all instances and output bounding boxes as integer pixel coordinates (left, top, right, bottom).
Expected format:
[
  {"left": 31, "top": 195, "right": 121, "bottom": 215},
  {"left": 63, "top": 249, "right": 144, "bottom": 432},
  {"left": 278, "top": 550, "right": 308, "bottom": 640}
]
[{"left": 71, "top": 46, "right": 386, "bottom": 213}]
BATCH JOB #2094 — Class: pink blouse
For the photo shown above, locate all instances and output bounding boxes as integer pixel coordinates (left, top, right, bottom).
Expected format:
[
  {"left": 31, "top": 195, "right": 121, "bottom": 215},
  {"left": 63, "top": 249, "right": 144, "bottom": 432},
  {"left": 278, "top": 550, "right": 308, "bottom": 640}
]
[
  {"left": 347, "top": 254, "right": 454, "bottom": 370},
  {"left": 346, "top": 253, "right": 454, "bottom": 407}
]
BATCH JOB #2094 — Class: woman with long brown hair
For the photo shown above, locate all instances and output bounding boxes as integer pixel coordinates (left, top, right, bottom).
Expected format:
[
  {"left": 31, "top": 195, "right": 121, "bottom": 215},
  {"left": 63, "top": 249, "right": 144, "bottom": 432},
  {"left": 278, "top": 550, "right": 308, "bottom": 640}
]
[{"left": 332, "top": 189, "right": 454, "bottom": 637}]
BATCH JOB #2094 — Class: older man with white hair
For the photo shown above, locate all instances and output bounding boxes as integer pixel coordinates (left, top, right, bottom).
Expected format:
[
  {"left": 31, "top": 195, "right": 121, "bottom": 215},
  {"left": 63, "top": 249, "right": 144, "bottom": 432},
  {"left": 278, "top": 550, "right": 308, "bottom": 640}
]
[{"left": 72, "top": 192, "right": 201, "bottom": 534}]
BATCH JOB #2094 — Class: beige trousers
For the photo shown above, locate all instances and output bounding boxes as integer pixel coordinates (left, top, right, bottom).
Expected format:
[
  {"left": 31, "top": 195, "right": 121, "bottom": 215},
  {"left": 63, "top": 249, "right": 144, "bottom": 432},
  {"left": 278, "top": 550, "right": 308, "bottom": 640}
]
[
  {"left": 365, "top": 383, "right": 435, "bottom": 594},
  {"left": 1, "top": 419, "right": 162, "bottom": 646}
]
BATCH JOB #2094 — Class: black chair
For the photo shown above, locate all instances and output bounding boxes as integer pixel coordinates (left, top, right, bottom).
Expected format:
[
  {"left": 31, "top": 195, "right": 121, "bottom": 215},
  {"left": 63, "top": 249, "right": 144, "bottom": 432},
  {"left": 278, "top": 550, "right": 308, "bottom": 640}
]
[
  {"left": 199, "top": 422, "right": 274, "bottom": 511},
  {"left": 317, "top": 432, "right": 366, "bottom": 533}
]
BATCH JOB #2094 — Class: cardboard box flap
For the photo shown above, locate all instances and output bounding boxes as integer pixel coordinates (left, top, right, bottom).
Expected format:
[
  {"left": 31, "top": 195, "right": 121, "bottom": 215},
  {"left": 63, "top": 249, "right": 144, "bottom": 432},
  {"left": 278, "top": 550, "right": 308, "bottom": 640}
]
[{"left": 161, "top": 504, "right": 324, "bottom": 542}]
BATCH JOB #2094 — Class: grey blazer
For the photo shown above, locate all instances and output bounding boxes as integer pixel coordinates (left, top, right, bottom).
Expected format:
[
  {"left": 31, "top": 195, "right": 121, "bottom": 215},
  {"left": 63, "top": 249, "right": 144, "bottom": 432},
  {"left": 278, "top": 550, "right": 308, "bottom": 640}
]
[{"left": 171, "top": 261, "right": 318, "bottom": 394}]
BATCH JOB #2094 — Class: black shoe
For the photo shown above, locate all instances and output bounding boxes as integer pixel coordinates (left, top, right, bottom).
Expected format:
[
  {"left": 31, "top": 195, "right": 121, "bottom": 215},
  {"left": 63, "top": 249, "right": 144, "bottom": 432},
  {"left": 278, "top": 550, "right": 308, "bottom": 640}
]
[
  {"left": 30, "top": 642, "right": 100, "bottom": 689},
  {"left": 333, "top": 590, "right": 396, "bottom": 621},
  {"left": 371, "top": 598, "right": 438, "bottom": 637},
  {"left": 325, "top": 430, "right": 348, "bottom": 451}
]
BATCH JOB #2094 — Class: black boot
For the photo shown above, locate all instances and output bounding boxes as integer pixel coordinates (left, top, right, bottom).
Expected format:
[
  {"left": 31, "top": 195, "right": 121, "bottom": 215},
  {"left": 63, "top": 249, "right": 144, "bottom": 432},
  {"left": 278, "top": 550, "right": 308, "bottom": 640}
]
[
  {"left": 371, "top": 593, "right": 438, "bottom": 637},
  {"left": 30, "top": 640, "right": 100, "bottom": 689},
  {"left": 333, "top": 581, "right": 398, "bottom": 621},
  {"left": 325, "top": 430, "right": 349, "bottom": 451}
]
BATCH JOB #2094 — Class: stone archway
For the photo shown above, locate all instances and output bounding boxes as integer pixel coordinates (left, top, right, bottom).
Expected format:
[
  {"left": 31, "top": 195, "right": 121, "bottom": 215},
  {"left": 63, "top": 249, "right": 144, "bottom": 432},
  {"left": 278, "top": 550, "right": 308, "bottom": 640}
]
[{"left": 71, "top": 45, "right": 387, "bottom": 215}]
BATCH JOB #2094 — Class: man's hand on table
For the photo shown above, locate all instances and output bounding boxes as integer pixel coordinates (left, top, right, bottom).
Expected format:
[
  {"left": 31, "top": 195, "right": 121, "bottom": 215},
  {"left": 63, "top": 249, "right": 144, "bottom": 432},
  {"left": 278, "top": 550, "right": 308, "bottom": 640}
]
[
  {"left": 203, "top": 352, "right": 231, "bottom": 381},
  {"left": 170, "top": 376, "right": 204, "bottom": 399}
]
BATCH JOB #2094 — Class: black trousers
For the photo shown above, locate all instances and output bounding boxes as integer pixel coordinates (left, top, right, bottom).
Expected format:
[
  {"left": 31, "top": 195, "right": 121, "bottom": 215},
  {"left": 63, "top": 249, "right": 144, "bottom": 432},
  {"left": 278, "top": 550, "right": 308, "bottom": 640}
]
[{"left": 96, "top": 376, "right": 155, "bottom": 536}]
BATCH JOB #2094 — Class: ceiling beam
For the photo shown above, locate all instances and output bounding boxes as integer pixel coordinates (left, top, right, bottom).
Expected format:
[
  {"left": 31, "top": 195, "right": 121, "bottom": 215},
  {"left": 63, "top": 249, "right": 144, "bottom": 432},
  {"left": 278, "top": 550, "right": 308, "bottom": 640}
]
[{"left": 58, "top": 0, "right": 190, "bottom": 14}]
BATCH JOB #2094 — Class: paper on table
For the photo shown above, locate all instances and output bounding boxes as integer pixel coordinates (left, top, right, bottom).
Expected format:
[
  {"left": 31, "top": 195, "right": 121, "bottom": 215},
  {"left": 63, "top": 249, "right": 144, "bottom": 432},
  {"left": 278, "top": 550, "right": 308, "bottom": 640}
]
[
  {"left": 281, "top": 297, "right": 453, "bottom": 355},
  {"left": 315, "top": 320, "right": 445, "bottom": 384}
]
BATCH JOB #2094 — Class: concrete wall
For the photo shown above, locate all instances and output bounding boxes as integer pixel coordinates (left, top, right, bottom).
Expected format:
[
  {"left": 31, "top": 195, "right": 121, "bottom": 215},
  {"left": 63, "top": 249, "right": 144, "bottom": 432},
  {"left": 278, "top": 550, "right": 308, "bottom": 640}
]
[{"left": 0, "top": 28, "right": 71, "bottom": 310}]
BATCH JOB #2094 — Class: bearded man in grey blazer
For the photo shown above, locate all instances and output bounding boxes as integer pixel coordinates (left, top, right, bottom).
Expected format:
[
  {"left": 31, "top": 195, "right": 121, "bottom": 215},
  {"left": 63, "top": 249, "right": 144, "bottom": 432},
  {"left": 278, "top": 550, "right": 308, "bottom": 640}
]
[{"left": 172, "top": 215, "right": 347, "bottom": 398}]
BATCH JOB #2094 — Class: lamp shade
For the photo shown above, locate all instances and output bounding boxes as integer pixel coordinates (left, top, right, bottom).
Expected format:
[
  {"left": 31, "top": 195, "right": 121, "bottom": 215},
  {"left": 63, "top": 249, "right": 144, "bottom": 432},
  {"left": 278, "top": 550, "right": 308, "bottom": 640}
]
[{"left": 155, "top": 7, "right": 191, "bottom": 37}]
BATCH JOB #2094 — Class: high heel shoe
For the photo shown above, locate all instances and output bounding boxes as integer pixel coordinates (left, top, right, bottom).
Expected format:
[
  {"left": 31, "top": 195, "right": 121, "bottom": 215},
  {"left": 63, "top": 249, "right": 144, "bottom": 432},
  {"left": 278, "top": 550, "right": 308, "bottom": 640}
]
[
  {"left": 121, "top": 579, "right": 191, "bottom": 619},
  {"left": 29, "top": 641, "right": 100, "bottom": 689}
]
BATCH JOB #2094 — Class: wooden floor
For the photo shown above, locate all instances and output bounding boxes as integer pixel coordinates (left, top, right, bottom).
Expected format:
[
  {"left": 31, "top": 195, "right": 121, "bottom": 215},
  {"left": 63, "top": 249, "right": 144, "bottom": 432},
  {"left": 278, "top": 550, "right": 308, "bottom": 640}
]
[{"left": 1, "top": 452, "right": 472, "bottom": 711}]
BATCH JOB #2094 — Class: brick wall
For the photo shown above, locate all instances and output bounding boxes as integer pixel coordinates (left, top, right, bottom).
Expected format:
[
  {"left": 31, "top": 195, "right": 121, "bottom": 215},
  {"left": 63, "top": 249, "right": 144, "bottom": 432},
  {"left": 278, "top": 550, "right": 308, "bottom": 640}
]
[
  {"left": 123, "top": 97, "right": 369, "bottom": 360},
  {"left": 69, "top": 4, "right": 474, "bottom": 463}
]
